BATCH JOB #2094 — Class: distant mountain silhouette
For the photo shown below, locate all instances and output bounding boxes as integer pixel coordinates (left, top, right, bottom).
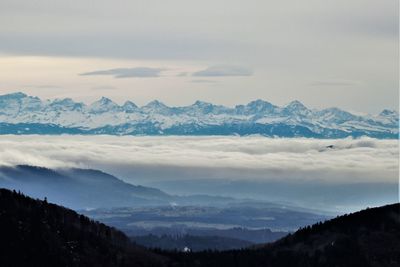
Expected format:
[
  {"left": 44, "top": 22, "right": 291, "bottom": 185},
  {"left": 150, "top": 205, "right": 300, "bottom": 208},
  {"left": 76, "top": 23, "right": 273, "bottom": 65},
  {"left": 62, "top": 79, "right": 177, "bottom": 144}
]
[
  {"left": 0, "top": 165, "right": 237, "bottom": 209},
  {"left": 163, "top": 203, "right": 400, "bottom": 267},
  {"left": 0, "top": 188, "right": 166, "bottom": 267},
  {"left": 0, "top": 165, "right": 170, "bottom": 209},
  {"left": 127, "top": 226, "right": 287, "bottom": 244}
]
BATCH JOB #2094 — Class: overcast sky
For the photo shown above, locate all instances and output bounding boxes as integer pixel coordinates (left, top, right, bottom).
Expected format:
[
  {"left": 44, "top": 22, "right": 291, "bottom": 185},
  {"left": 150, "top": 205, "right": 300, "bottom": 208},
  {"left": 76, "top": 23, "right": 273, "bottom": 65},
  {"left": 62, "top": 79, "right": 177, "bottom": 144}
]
[{"left": 0, "top": 0, "right": 398, "bottom": 113}]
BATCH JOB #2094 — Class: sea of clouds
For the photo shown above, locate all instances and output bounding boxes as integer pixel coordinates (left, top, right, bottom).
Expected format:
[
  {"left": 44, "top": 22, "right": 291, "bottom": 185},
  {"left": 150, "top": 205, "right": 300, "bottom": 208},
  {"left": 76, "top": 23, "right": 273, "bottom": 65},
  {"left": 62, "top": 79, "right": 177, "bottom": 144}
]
[
  {"left": 0, "top": 135, "right": 397, "bottom": 212},
  {"left": 0, "top": 135, "right": 397, "bottom": 185}
]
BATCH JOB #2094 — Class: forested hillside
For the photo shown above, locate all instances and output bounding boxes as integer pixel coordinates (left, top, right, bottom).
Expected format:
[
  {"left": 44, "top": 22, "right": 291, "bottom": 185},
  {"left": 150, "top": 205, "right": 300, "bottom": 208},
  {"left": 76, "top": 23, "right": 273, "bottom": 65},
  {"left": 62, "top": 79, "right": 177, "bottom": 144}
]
[
  {"left": 0, "top": 187, "right": 398, "bottom": 267},
  {"left": 0, "top": 188, "right": 166, "bottom": 267},
  {"left": 164, "top": 203, "right": 400, "bottom": 267}
]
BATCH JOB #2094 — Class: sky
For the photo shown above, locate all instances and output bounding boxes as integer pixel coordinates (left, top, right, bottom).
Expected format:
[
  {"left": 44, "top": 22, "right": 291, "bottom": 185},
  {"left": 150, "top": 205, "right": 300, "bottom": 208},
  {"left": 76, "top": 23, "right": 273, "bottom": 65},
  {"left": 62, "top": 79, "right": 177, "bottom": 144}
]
[
  {"left": 0, "top": 135, "right": 397, "bottom": 211},
  {"left": 0, "top": 0, "right": 398, "bottom": 114}
]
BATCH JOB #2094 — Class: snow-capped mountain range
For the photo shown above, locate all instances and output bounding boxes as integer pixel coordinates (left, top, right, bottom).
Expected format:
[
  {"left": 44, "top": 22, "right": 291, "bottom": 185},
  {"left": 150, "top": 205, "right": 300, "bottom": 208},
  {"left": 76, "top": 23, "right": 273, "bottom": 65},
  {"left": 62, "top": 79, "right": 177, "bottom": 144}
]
[{"left": 0, "top": 92, "right": 398, "bottom": 138}]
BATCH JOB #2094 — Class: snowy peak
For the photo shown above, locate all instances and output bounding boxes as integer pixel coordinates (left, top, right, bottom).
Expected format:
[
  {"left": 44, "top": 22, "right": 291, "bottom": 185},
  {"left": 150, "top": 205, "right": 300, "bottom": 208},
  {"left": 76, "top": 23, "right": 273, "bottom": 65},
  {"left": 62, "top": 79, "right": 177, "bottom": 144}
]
[
  {"left": 379, "top": 109, "right": 398, "bottom": 117},
  {"left": 283, "top": 100, "right": 311, "bottom": 116},
  {"left": 285, "top": 100, "right": 307, "bottom": 110},
  {"left": 242, "top": 99, "right": 276, "bottom": 114},
  {"left": 49, "top": 98, "right": 84, "bottom": 111},
  {"left": 188, "top": 100, "right": 226, "bottom": 114},
  {"left": 89, "top": 97, "right": 120, "bottom": 113},
  {"left": 192, "top": 100, "right": 213, "bottom": 107},
  {"left": 51, "top": 98, "right": 75, "bottom": 105},
  {"left": 247, "top": 99, "right": 274, "bottom": 109},
  {"left": 318, "top": 107, "right": 357, "bottom": 123},
  {"left": 122, "top": 101, "right": 138, "bottom": 113},
  {"left": 0, "top": 92, "right": 398, "bottom": 138},
  {"left": 143, "top": 100, "right": 167, "bottom": 108},
  {"left": 377, "top": 109, "right": 399, "bottom": 125},
  {"left": 142, "top": 100, "right": 171, "bottom": 114},
  {"left": 97, "top": 96, "right": 114, "bottom": 105},
  {"left": 0, "top": 92, "right": 28, "bottom": 100},
  {"left": 0, "top": 92, "right": 42, "bottom": 115},
  {"left": 190, "top": 100, "right": 214, "bottom": 112}
]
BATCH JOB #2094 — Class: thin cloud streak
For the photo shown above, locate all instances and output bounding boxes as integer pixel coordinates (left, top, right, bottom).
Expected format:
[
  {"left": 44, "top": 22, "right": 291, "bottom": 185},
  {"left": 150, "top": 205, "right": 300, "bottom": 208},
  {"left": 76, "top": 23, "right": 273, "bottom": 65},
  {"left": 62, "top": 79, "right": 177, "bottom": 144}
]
[
  {"left": 192, "top": 65, "right": 253, "bottom": 77},
  {"left": 80, "top": 67, "right": 165, "bottom": 78}
]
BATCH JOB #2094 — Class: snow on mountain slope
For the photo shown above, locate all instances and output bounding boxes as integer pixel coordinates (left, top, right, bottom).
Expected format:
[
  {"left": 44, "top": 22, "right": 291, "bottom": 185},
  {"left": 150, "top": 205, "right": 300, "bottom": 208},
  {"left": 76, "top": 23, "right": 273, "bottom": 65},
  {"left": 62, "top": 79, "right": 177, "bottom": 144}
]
[{"left": 0, "top": 92, "right": 397, "bottom": 138}]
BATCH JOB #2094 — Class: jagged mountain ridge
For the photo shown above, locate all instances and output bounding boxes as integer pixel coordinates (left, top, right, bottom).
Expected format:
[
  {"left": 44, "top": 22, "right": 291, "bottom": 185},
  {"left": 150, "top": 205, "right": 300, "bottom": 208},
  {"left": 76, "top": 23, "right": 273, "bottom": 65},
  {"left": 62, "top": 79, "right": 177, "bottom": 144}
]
[{"left": 0, "top": 92, "right": 398, "bottom": 138}]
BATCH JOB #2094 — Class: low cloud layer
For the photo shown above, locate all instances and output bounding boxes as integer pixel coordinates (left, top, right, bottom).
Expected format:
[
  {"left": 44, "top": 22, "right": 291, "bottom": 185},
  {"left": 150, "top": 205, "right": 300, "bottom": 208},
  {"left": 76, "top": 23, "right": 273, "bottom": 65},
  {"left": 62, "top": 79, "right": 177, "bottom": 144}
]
[
  {"left": 192, "top": 65, "right": 253, "bottom": 77},
  {"left": 0, "top": 135, "right": 397, "bottom": 211},
  {"left": 80, "top": 67, "right": 164, "bottom": 78},
  {"left": 0, "top": 136, "right": 397, "bottom": 185}
]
